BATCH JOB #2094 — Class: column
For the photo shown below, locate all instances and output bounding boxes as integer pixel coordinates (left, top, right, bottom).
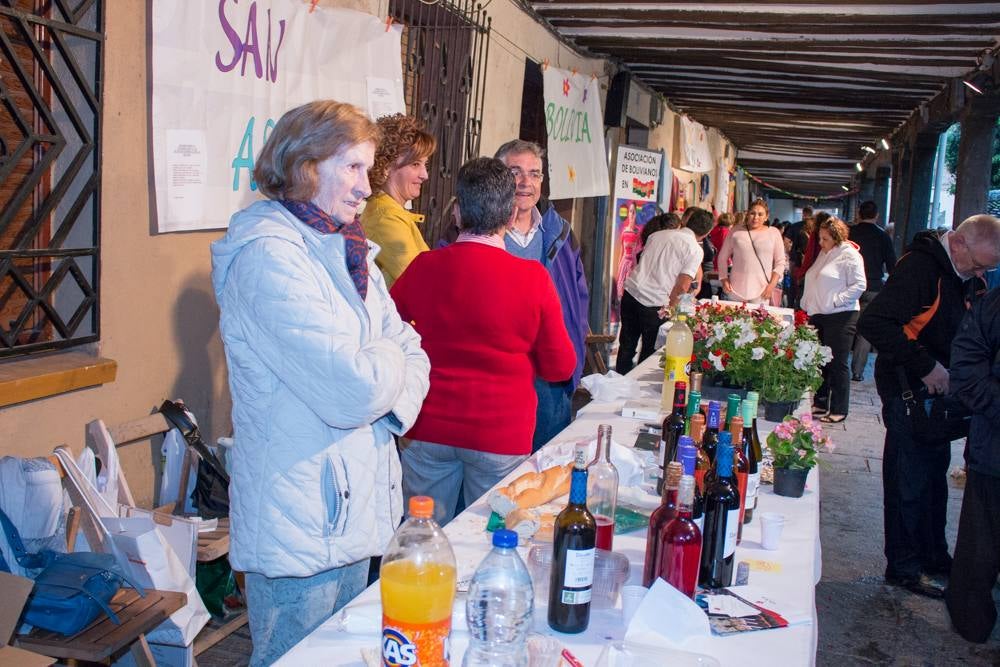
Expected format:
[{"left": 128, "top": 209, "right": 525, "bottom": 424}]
[
  {"left": 873, "top": 167, "right": 891, "bottom": 223},
  {"left": 953, "top": 103, "right": 999, "bottom": 225},
  {"left": 904, "top": 133, "right": 940, "bottom": 245}
]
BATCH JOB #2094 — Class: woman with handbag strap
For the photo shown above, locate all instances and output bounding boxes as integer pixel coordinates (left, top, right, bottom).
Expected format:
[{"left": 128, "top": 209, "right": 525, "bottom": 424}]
[
  {"left": 800, "top": 216, "right": 867, "bottom": 424},
  {"left": 717, "top": 198, "right": 786, "bottom": 305}
]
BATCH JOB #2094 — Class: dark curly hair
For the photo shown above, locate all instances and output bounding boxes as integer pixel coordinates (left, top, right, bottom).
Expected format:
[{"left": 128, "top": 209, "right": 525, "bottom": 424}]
[{"left": 368, "top": 114, "right": 436, "bottom": 192}]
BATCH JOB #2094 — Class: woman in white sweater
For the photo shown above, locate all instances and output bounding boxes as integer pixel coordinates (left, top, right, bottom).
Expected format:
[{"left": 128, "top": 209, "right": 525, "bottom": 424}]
[
  {"left": 801, "top": 216, "right": 867, "bottom": 423},
  {"left": 717, "top": 198, "right": 787, "bottom": 304}
]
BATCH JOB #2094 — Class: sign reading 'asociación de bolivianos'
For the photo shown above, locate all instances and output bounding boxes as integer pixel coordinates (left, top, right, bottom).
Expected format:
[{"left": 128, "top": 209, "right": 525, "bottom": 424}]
[{"left": 542, "top": 66, "right": 610, "bottom": 200}]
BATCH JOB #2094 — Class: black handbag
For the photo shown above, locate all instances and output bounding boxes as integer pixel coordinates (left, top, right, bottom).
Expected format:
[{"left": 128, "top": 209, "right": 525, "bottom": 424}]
[
  {"left": 159, "top": 400, "right": 230, "bottom": 519},
  {"left": 896, "top": 367, "right": 972, "bottom": 444},
  {"left": 0, "top": 507, "right": 143, "bottom": 636}
]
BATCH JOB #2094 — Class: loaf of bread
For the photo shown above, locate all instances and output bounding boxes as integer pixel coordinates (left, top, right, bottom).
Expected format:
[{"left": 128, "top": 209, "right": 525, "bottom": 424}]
[
  {"left": 488, "top": 463, "right": 572, "bottom": 517},
  {"left": 505, "top": 507, "right": 557, "bottom": 541}
]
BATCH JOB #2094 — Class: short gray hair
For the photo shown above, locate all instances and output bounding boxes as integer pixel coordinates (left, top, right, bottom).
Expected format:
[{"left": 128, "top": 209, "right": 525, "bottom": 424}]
[
  {"left": 494, "top": 139, "right": 545, "bottom": 163},
  {"left": 956, "top": 214, "right": 1000, "bottom": 251},
  {"left": 456, "top": 158, "right": 516, "bottom": 236}
]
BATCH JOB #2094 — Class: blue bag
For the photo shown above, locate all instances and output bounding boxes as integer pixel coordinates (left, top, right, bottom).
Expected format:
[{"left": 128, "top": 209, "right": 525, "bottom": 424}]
[{"left": 0, "top": 507, "right": 144, "bottom": 636}]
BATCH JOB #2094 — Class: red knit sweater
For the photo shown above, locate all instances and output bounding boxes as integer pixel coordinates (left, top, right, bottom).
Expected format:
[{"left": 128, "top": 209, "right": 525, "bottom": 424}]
[{"left": 390, "top": 242, "right": 576, "bottom": 455}]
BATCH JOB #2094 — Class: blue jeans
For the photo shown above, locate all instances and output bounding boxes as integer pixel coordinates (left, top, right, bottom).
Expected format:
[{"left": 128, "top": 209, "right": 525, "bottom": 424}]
[
  {"left": 245, "top": 558, "right": 369, "bottom": 666},
  {"left": 401, "top": 440, "right": 527, "bottom": 525},
  {"left": 881, "top": 394, "right": 952, "bottom": 580},
  {"left": 532, "top": 378, "right": 572, "bottom": 453}
]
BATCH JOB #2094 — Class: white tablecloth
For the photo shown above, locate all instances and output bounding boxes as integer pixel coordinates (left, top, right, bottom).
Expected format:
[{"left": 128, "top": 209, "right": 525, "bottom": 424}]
[{"left": 277, "top": 354, "right": 821, "bottom": 666}]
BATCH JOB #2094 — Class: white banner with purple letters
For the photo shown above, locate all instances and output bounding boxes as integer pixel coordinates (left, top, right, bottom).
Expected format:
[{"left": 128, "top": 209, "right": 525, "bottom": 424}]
[{"left": 151, "top": 1, "right": 405, "bottom": 232}]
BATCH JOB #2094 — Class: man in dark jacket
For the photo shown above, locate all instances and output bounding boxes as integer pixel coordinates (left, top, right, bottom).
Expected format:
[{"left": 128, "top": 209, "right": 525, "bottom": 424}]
[
  {"left": 849, "top": 200, "right": 896, "bottom": 380},
  {"left": 946, "top": 287, "right": 1000, "bottom": 641},
  {"left": 858, "top": 214, "right": 1000, "bottom": 598},
  {"left": 495, "top": 139, "right": 590, "bottom": 451}
]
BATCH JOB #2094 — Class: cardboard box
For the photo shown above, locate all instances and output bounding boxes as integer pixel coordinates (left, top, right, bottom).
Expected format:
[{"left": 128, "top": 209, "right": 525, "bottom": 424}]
[{"left": 0, "top": 572, "right": 54, "bottom": 666}]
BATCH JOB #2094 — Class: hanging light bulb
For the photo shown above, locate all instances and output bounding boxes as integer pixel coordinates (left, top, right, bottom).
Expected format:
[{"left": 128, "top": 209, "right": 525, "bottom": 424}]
[
  {"left": 880, "top": 138, "right": 890, "bottom": 150},
  {"left": 841, "top": 185, "right": 850, "bottom": 192},
  {"left": 963, "top": 79, "right": 984, "bottom": 95},
  {"left": 861, "top": 146, "right": 876, "bottom": 154},
  {"left": 855, "top": 162, "right": 863, "bottom": 172}
]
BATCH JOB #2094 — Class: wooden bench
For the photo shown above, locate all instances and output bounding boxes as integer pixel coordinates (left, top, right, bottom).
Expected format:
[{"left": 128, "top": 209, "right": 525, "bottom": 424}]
[
  {"left": 90, "top": 411, "right": 247, "bottom": 655},
  {"left": 15, "top": 588, "right": 187, "bottom": 666}
]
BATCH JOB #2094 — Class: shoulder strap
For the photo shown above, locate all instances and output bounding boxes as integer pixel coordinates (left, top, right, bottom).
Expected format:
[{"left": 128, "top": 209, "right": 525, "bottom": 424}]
[
  {"left": 0, "top": 506, "right": 50, "bottom": 570},
  {"left": 745, "top": 225, "right": 771, "bottom": 282}
]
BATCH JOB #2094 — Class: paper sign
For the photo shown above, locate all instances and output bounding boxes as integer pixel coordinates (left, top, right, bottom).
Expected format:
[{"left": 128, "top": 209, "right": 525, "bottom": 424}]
[{"left": 542, "top": 66, "right": 609, "bottom": 199}]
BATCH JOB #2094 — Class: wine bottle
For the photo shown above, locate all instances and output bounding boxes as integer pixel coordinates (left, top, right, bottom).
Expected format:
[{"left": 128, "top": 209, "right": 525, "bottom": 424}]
[
  {"left": 548, "top": 446, "right": 597, "bottom": 633},
  {"left": 678, "top": 440, "right": 704, "bottom": 534},
  {"left": 658, "top": 474, "right": 703, "bottom": 598},
  {"left": 730, "top": 415, "right": 749, "bottom": 544},
  {"left": 745, "top": 393, "right": 764, "bottom": 516},
  {"left": 724, "top": 393, "right": 742, "bottom": 431},
  {"left": 702, "top": 401, "right": 722, "bottom": 465},
  {"left": 587, "top": 424, "right": 619, "bottom": 552},
  {"left": 688, "top": 413, "right": 709, "bottom": 494},
  {"left": 658, "top": 381, "right": 687, "bottom": 495},
  {"left": 685, "top": 387, "right": 702, "bottom": 436},
  {"left": 643, "top": 461, "right": 682, "bottom": 587},
  {"left": 741, "top": 399, "right": 760, "bottom": 524},
  {"left": 699, "top": 433, "right": 740, "bottom": 589}
]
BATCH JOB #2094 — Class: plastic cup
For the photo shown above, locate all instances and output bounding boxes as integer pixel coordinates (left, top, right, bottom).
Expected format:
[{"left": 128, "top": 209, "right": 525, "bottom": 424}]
[
  {"left": 760, "top": 512, "right": 786, "bottom": 550},
  {"left": 621, "top": 585, "right": 647, "bottom": 627}
]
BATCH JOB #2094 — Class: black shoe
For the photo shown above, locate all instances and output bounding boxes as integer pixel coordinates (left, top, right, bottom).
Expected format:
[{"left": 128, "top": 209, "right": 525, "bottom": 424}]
[
  {"left": 851, "top": 374, "right": 863, "bottom": 382},
  {"left": 885, "top": 573, "right": 947, "bottom": 599}
]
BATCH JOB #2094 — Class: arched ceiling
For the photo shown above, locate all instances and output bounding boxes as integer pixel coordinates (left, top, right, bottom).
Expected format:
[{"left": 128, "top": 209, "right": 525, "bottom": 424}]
[{"left": 527, "top": 0, "right": 1000, "bottom": 197}]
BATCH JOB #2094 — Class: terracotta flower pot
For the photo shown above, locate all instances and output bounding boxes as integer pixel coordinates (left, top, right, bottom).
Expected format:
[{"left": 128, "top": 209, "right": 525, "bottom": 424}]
[{"left": 773, "top": 467, "right": 809, "bottom": 498}]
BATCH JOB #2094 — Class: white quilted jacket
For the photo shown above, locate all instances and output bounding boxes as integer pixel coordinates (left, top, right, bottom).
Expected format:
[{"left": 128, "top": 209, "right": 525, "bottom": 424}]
[{"left": 211, "top": 200, "right": 430, "bottom": 577}]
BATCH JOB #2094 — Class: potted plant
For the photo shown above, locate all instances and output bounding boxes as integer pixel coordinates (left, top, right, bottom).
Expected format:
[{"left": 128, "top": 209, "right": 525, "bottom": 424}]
[
  {"left": 687, "top": 302, "right": 830, "bottom": 416},
  {"left": 765, "top": 415, "right": 833, "bottom": 497}
]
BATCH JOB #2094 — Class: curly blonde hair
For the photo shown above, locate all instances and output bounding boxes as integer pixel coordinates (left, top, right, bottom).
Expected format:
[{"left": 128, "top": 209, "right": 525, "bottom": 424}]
[
  {"left": 818, "top": 215, "right": 850, "bottom": 244},
  {"left": 368, "top": 114, "right": 437, "bottom": 192}
]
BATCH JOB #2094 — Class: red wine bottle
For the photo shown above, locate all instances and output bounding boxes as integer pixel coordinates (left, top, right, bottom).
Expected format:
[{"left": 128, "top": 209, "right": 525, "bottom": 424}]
[
  {"left": 702, "top": 401, "right": 722, "bottom": 465},
  {"left": 643, "top": 461, "right": 682, "bottom": 587},
  {"left": 658, "top": 474, "right": 703, "bottom": 598},
  {"left": 678, "top": 439, "right": 704, "bottom": 534},
  {"left": 658, "top": 382, "right": 687, "bottom": 495},
  {"left": 741, "top": 400, "right": 760, "bottom": 524},
  {"left": 699, "top": 432, "right": 740, "bottom": 589},
  {"left": 548, "top": 446, "right": 597, "bottom": 633},
  {"left": 745, "top": 395, "right": 763, "bottom": 519},
  {"left": 730, "top": 415, "right": 749, "bottom": 543}
]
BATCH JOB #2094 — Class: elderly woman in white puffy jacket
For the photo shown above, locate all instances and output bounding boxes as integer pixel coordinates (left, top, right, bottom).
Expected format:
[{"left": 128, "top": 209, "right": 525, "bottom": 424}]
[
  {"left": 801, "top": 215, "right": 867, "bottom": 424},
  {"left": 211, "top": 100, "right": 430, "bottom": 666}
]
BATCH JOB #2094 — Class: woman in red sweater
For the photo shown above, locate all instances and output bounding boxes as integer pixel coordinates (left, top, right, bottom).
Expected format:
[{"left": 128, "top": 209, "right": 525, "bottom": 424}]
[{"left": 390, "top": 157, "right": 576, "bottom": 524}]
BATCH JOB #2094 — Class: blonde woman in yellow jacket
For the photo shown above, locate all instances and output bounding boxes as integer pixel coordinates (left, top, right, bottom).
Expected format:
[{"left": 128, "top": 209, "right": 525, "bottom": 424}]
[{"left": 361, "top": 114, "right": 436, "bottom": 287}]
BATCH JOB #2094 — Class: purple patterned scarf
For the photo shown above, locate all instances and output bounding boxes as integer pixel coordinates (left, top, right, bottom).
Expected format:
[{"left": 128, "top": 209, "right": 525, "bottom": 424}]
[{"left": 281, "top": 200, "right": 369, "bottom": 300}]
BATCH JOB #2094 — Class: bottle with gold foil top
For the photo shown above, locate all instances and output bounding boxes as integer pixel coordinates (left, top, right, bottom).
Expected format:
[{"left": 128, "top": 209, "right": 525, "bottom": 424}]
[
  {"left": 661, "top": 314, "right": 693, "bottom": 411},
  {"left": 688, "top": 413, "right": 710, "bottom": 493}
]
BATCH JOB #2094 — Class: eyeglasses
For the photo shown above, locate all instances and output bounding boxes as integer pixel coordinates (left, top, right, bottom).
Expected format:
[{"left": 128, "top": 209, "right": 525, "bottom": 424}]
[{"left": 509, "top": 167, "right": 544, "bottom": 182}]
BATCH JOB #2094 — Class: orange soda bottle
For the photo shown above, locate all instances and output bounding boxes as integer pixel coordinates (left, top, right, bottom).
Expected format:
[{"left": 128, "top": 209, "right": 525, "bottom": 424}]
[{"left": 380, "top": 496, "right": 457, "bottom": 666}]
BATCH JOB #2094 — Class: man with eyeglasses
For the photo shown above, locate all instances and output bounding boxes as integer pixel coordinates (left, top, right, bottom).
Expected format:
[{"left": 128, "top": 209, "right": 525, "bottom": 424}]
[
  {"left": 858, "top": 214, "right": 1000, "bottom": 600},
  {"left": 494, "top": 139, "right": 590, "bottom": 452}
]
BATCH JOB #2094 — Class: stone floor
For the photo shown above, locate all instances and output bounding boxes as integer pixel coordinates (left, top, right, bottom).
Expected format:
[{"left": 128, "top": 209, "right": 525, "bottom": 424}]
[{"left": 199, "top": 359, "right": 1000, "bottom": 667}]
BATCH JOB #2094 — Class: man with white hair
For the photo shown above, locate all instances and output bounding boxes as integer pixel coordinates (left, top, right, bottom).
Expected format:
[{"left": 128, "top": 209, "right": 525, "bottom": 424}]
[
  {"left": 858, "top": 214, "right": 1000, "bottom": 599},
  {"left": 494, "top": 139, "right": 590, "bottom": 451}
]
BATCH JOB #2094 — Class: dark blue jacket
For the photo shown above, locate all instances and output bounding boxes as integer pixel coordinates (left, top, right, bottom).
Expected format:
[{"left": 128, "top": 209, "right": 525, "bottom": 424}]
[
  {"left": 950, "top": 288, "right": 1000, "bottom": 478},
  {"left": 540, "top": 205, "right": 590, "bottom": 393}
]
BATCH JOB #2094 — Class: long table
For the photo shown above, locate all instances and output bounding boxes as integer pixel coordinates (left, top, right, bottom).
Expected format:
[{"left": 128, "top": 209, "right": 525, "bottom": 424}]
[{"left": 277, "top": 354, "right": 821, "bottom": 666}]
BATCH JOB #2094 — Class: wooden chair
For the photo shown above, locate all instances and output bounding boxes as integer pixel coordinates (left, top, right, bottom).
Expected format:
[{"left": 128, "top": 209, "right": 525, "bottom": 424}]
[
  {"left": 584, "top": 331, "right": 616, "bottom": 376},
  {"left": 10, "top": 455, "right": 188, "bottom": 667},
  {"left": 86, "top": 411, "right": 247, "bottom": 654}
]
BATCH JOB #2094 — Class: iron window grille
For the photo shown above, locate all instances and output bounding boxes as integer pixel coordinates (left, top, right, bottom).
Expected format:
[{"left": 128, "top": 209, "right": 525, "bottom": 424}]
[
  {"left": 388, "top": 0, "right": 490, "bottom": 248},
  {"left": 0, "top": 0, "right": 103, "bottom": 358}
]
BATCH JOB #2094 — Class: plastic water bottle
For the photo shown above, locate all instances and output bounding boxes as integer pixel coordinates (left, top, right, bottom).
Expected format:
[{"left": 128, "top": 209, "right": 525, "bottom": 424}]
[{"left": 463, "top": 529, "right": 534, "bottom": 666}]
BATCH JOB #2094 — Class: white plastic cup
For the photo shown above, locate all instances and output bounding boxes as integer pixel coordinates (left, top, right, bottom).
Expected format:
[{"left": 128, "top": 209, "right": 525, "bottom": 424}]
[
  {"left": 621, "top": 584, "right": 647, "bottom": 627},
  {"left": 760, "top": 512, "right": 786, "bottom": 550}
]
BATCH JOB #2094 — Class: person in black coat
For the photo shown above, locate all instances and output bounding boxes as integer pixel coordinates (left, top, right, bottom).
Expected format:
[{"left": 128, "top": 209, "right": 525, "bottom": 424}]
[
  {"left": 858, "top": 214, "right": 1000, "bottom": 598},
  {"left": 946, "top": 287, "right": 1000, "bottom": 642}
]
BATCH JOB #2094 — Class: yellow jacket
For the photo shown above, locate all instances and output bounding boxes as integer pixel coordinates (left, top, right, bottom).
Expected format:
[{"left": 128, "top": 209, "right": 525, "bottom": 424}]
[{"left": 361, "top": 192, "right": 429, "bottom": 288}]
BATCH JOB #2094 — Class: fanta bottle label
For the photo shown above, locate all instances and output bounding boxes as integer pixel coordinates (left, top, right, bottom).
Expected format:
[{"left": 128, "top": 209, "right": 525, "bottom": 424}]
[{"left": 381, "top": 616, "right": 450, "bottom": 666}]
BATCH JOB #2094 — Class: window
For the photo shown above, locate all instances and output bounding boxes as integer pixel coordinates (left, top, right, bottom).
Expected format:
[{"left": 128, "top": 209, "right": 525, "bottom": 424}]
[
  {"left": 389, "top": 0, "right": 490, "bottom": 247},
  {"left": 0, "top": 1, "right": 103, "bottom": 357}
]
